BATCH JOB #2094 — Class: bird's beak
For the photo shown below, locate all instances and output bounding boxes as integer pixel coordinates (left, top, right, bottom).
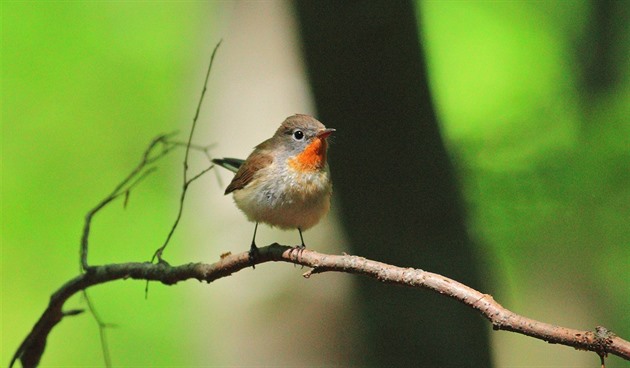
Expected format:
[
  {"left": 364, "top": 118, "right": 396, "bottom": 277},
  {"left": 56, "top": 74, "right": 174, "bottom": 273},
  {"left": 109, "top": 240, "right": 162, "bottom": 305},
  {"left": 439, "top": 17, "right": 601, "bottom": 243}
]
[{"left": 317, "top": 128, "right": 335, "bottom": 139}]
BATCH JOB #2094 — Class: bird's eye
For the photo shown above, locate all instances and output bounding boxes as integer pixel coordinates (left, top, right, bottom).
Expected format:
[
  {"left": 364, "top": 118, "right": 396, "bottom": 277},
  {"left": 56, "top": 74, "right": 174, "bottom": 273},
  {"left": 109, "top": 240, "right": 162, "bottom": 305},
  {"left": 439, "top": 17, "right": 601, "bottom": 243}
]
[{"left": 293, "top": 130, "right": 304, "bottom": 140}]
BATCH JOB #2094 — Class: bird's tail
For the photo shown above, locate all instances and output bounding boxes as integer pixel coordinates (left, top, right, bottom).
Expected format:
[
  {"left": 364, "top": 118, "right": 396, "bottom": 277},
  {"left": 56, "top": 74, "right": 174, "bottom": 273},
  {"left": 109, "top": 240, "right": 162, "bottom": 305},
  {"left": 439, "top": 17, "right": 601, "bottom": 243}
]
[{"left": 211, "top": 157, "right": 245, "bottom": 173}]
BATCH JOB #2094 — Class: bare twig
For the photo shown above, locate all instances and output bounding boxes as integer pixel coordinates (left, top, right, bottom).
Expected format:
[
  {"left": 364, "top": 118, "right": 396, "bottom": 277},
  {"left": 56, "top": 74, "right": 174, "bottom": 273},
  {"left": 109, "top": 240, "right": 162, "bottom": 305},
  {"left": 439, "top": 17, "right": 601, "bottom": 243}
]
[
  {"left": 167, "top": 141, "right": 216, "bottom": 162},
  {"left": 74, "top": 41, "right": 223, "bottom": 367},
  {"left": 80, "top": 132, "right": 177, "bottom": 271},
  {"left": 82, "top": 291, "right": 112, "bottom": 367},
  {"left": 151, "top": 39, "right": 222, "bottom": 264},
  {"left": 11, "top": 245, "right": 630, "bottom": 367},
  {"left": 76, "top": 133, "right": 177, "bottom": 368}
]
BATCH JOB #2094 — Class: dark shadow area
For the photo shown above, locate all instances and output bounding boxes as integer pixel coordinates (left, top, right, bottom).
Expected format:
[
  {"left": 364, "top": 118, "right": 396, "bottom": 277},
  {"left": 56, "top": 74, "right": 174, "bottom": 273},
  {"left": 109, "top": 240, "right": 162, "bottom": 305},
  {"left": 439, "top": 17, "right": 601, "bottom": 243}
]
[
  {"left": 578, "top": 0, "right": 628, "bottom": 97},
  {"left": 294, "top": 1, "right": 492, "bottom": 366}
]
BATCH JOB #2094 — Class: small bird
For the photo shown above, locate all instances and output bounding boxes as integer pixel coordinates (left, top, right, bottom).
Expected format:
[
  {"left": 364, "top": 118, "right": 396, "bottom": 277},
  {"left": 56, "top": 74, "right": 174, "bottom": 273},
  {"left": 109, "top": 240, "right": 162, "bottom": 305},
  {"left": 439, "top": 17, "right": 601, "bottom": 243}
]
[{"left": 212, "top": 114, "right": 335, "bottom": 263}]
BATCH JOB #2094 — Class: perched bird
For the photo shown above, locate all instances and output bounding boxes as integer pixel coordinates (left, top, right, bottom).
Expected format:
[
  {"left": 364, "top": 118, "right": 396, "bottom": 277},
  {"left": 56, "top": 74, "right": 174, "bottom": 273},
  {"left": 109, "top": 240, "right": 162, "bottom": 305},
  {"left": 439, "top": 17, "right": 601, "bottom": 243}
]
[{"left": 212, "top": 114, "right": 334, "bottom": 263}]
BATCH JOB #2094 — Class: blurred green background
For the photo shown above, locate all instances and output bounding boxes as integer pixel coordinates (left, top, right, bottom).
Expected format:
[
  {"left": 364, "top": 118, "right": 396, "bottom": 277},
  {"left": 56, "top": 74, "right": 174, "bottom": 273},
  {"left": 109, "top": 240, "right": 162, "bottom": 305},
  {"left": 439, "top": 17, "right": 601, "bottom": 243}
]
[
  {"left": 2, "top": 1, "right": 628, "bottom": 367},
  {"left": 420, "top": 1, "right": 629, "bottom": 366}
]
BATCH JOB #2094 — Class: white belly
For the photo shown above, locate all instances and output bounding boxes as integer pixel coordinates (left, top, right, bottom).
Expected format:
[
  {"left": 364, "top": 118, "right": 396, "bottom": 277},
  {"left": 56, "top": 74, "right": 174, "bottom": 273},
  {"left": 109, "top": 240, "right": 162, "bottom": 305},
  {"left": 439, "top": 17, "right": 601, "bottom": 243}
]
[{"left": 232, "top": 167, "right": 332, "bottom": 230}]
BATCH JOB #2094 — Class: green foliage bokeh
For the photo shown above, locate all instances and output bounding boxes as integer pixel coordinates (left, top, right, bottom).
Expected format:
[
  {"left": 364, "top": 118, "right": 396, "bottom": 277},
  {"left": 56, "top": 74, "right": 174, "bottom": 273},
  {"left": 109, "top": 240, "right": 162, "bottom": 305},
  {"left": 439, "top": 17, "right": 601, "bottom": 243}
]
[
  {"left": 3, "top": 2, "right": 217, "bottom": 366},
  {"left": 420, "top": 1, "right": 629, "bottom": 365}
]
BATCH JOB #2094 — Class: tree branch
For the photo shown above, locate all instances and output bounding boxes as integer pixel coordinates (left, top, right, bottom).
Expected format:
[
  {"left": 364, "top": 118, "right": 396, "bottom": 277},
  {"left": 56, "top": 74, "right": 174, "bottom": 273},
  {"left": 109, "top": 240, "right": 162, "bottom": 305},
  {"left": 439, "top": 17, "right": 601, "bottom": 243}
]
[{"left": 11, "top": 245, "right": 630, "bottom": 367}]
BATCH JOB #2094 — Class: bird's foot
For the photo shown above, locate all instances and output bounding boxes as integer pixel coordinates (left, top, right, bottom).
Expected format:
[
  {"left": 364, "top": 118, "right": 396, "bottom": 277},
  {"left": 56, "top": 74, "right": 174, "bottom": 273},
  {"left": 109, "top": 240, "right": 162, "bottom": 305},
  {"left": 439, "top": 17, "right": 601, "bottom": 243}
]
[
  {"left": 289, "top": 243, "right": 306, "bottom": 267},
  {"left": 248, "top": 243, "right": 260, "bottom": 269}
]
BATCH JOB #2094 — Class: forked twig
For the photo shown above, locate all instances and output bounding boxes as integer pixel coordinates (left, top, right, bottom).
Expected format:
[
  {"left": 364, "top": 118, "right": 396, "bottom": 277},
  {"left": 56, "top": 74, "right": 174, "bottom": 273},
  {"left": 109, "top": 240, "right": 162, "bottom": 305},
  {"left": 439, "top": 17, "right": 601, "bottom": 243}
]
[
  {"left": 151, "top": 39, "right": 222, "bottom": 264},
  {"left": 72, "top": 40, "right": 223, "bottom": 368},
  {"left": 80, "top": 132, "right": 178, "bottom": 271},
  {"left": 75, "top": 132, "right": 177, "bottom": 368}
]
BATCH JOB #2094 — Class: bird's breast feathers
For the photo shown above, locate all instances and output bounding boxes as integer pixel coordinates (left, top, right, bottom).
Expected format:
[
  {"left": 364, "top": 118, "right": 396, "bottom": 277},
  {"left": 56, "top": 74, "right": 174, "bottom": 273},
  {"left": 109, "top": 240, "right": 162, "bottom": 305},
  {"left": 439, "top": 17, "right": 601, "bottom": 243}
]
[
  {"left": 288, "top": 138, "right": 328, "bottom": 171},
  {"left": 232, "top": 164, "right": 332, "bottom": 230}
]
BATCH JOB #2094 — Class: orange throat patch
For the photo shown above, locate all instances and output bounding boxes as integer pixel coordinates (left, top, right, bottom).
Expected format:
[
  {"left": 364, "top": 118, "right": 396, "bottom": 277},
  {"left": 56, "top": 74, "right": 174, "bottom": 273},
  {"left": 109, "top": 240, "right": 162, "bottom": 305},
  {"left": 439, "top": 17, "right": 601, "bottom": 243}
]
[{"left": 289, "top": 138, "right": 327, "bottom": 171}]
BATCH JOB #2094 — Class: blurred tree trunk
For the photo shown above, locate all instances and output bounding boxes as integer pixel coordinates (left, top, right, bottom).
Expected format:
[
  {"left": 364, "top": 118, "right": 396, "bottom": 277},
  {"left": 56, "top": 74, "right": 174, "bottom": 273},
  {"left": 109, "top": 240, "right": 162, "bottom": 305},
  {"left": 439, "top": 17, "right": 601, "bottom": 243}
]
[
  {"left": 294, "top": 1, "right": 492, "bottom": 366},
  {"left": 579, "top": 0, "right": 628, "bottom": 97}
]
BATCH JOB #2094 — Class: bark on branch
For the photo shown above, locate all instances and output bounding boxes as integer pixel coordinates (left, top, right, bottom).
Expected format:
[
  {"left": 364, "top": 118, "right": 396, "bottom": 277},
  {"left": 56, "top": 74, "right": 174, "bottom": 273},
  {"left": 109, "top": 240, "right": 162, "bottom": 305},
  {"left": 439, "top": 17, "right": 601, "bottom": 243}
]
[{"left": 11, "top": 244, "right": 630, "bottom": 367}]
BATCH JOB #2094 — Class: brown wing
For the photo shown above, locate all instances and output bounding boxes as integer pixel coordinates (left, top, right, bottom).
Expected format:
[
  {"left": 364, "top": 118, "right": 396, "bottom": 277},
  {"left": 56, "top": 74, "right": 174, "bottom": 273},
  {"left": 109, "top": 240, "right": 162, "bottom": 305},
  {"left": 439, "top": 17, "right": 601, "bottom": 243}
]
[{"left": 224, "top": 152, "right": 273, "bottom": 195}]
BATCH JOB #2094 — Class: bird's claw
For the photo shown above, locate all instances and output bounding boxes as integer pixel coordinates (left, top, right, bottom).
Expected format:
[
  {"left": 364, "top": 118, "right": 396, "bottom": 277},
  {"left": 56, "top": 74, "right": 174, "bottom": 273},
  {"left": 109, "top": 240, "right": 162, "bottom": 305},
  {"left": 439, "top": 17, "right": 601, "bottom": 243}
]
[
  {"left": 248, "top": 244, "right": 260, "bottom": 269},
  {"left": 289, "top": 244, "right": 306, "bottom": 268}
]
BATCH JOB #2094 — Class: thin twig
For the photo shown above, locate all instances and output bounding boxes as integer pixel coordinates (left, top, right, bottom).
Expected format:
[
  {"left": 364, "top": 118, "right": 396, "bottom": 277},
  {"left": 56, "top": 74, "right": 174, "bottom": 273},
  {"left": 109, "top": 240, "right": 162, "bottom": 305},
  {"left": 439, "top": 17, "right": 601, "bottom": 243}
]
[
  {"left": 80, "top": 132, "right": 177, "bottom": 271},
  {"left": 76, "top": 41, "right": 222, "bottom": 365},
  {"left": 75, "top": 133, "right": 177, "bottom": 368},
  {"left": 82, "top": 290, "right": 112, "bottom": 367},
  {"left": 11, "top": 245, "right": 630, "bottom": 367},
  {"left": 151, "top": 39, "right": 222, "bottom": 264},
  {"left": 188, "top": 164, "right": 215, "bottom": 183},
  {"left": 167, "top": 141, "right": 216, "bottom": 162}
]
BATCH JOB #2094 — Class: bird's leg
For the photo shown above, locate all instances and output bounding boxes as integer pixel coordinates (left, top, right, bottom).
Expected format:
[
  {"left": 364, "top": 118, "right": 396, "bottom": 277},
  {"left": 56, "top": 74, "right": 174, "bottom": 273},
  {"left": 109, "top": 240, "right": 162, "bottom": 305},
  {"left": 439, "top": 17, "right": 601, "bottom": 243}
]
[
  {"left": 289, "top": 228, "right": 306, "bottom": 267},
  {"left": 297, "top": 227, "right": 306, "bottom": 249},
  {"left": 249, "top": 222, "right": 260, "bottom": 269}
]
